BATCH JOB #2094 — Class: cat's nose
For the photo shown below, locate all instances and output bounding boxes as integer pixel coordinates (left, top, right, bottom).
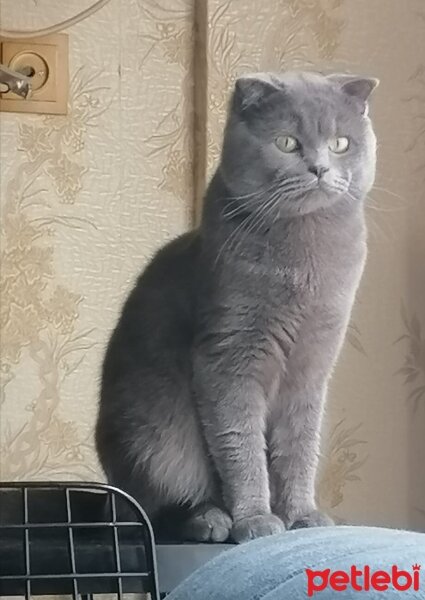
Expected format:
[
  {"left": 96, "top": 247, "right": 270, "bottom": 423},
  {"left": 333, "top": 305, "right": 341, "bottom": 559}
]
[{"left": 308, "top": 165, "right": 329, "bottom": 178}]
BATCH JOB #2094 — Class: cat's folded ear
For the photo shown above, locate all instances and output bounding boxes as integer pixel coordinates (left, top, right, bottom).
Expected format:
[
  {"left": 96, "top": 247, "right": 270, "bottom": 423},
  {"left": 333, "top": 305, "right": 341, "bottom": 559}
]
[
  {"left": 327, "top": 73, "right": 379, "bottom": 103},
  {"left": 233, "top": 73, "right": 280, "bottom": 113}
]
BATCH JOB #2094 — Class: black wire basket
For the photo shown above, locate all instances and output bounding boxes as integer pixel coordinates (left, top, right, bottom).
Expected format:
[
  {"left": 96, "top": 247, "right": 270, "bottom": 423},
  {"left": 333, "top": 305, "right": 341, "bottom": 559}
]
[{"left": 0, "top": 481, "right": 160, "bottom": 599}]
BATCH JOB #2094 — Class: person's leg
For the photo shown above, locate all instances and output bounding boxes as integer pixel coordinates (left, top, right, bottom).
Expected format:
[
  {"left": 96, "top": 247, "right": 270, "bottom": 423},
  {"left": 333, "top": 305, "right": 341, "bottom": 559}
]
[{"left": 166, "top": 526, "right": 425, "bottom": 600}]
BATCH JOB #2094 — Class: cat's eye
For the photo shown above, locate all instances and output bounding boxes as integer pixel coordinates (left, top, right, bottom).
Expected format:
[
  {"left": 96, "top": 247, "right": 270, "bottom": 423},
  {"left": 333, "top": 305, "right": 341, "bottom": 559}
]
[
  {"left": 276, "top": 135, "right": 299, "bottom": 153},
  {"left": 329, "top": 136, "right": 349, "bottom": 154}
]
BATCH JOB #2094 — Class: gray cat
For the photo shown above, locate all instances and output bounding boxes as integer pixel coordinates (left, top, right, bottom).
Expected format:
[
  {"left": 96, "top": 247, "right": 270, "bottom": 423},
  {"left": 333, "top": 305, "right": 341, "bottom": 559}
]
[{"left": 96, "top": 71, "right": 378, "bottom": 543}]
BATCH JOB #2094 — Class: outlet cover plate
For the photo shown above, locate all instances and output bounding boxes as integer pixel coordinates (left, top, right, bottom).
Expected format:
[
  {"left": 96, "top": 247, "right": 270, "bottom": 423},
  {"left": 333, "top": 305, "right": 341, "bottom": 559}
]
[{"left": 0, "top": 33, "right": 68, "bottom": 115}]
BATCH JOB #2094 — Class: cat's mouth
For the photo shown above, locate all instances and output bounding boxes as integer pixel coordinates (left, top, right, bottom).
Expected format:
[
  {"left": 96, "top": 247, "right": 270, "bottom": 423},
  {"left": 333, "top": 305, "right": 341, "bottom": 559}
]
[
  {"left": 318, "top": 180, "right": 346, "bottom": 195},
  {"left": 319, "top": 173, "right": 351, "bottom": 196},
  {"left": 292, "top": 175, "right": 348, "bottom": 198},
  {"left": 293, "top": 182, "right": 348, "bottom": 215}
]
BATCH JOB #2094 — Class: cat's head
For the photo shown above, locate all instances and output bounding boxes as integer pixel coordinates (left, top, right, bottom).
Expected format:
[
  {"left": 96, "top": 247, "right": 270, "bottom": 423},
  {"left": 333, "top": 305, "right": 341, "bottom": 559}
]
[{"left": 220, "top": 71, "right": 378, "bottom": 217}]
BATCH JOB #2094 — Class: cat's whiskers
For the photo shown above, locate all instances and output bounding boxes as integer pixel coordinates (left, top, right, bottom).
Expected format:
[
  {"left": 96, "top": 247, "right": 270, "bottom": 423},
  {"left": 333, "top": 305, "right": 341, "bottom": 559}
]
[
  {"left": 365, "top": 199, "right": 405, "bottom": 213},
  {"left": 216, "top": 185, "right": 288, "bottom": 266},
  {"left": 222, "top": 179, "right": 307, "bottom": 219},
  {"left": 247, "top": 194, "right": 283, "bottom": 237},
  {"left": 356, "top": 194, "right": 392, "bottom": 241},
  {"left": 229, "top": 191, "right": 284, "bottom": 257},
  {"left": 345, "top": 189, "right": 405, "bottom": 213},
  {"left": 222, "top": 192, "right": 273, "bottom": 219},
  {"left": 344, "top": 190, "right": 363, "bottom": 204},
  {"left": 222, "top": 175, "right": 303, "bottom": 207},
  {"left": 370, "top": 184, "right": 405, "bottom": 201},
  {"left": 227, "top": 183, "right": 316, "bottom": 260},
  {"left": 223, "top": 179, "right": 292, "bottom": 203},
  {"left": 221, "top": 185, "right": 279, "bottom": 219},
  {"left": 351, "top": 183, "right": 406, "bottom": 211},
  {"left": 222, "top": 176, "right": 302, "bottom": 213},
  {"left": 221, "top": 185, "right": 279, "bottom": 215},
  {"left": 215, "top": 208, "right": 260, "bottom": 267},
  {"left": 221, "top": 176, "right": 304, "bottom": 219},
  {"left": 331, "top": 175, "right": 350, "bottom": 193}
]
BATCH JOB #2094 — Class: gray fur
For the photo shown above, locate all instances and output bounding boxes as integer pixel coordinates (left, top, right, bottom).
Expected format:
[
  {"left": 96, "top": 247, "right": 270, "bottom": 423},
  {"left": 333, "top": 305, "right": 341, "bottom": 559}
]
[{"left": 96, "top": 71, "right": 378, "bottom": 543}]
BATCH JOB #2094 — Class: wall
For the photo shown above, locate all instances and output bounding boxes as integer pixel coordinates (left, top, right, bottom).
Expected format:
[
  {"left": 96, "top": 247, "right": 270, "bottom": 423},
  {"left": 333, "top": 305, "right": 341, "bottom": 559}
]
[
  {"left": 1, "top": 0, "right": 424, "bottom": 531},
  {"left": 0, "top": 0, "right": 194, "bottom": 480}
]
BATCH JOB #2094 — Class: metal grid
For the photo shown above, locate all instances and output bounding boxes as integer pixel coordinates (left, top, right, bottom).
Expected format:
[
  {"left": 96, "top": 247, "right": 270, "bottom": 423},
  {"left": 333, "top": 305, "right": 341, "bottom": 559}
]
[{"left": 0, "top": 482, "right": 160, "bottom": 600}]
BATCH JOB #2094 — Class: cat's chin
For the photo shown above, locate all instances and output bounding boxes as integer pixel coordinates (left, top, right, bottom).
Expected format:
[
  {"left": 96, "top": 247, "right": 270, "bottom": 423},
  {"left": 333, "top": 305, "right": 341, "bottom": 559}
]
[{"left": 287, "top": 188, "right": 343, "bottom": 216}]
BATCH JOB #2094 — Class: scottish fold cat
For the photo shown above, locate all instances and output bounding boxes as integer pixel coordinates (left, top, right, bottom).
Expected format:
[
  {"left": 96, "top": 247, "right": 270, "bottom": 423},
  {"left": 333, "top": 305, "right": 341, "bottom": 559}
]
[{"left": 96, "top": 71, "right": 378, "bottom": 543}]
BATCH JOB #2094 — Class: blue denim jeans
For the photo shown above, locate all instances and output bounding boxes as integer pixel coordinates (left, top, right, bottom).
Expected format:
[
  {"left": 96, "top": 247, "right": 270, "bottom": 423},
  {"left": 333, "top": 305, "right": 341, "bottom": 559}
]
[{"left": 167, "top": 526, "right": 425, "bottom": 599}]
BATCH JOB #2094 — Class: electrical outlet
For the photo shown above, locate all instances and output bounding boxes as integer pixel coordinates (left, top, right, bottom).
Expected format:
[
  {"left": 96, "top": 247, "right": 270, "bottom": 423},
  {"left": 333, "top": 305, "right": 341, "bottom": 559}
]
[{"left": 0, "top": 33, "right": 68, "bottom": 115}]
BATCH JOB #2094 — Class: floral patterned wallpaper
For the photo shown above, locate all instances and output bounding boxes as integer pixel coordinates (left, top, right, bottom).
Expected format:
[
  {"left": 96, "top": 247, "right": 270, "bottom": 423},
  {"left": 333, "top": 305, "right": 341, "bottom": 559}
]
[
  {"left": 0, "top": 0, "right": 424, "bottom": 532},
  {"left": 0, "top": 0, "right": 193, "bottom": 480}
]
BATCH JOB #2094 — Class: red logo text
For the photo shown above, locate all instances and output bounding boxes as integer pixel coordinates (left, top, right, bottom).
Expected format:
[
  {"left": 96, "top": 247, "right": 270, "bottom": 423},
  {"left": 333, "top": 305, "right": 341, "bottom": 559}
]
[{"left": 306, "top": 564, "right": 421, "bottom": 596}]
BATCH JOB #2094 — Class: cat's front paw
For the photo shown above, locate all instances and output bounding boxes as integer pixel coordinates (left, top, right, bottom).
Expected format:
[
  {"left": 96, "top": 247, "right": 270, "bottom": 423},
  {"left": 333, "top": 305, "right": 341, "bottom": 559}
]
[
  {"left": 231, "top": 513, "right": 285, "bottom": 543},
  {"left": 183, "top": 505, "right": 232, "bottom": 542},
  {"left": 290, "top": 509, "right": 334, "bottom": 530}
]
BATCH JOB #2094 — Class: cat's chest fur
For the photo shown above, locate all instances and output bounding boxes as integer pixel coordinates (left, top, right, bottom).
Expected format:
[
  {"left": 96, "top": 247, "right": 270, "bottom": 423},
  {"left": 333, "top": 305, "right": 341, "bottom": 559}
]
[{"left": 240, "top": 208, "right": 366, "bottom": 309}]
